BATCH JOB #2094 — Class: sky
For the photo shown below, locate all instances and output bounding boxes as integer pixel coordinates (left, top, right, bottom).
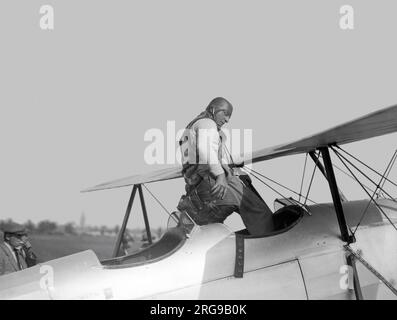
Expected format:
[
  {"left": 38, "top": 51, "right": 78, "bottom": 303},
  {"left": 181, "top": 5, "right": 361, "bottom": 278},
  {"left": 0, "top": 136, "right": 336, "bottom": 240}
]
[{"left": 1, "top": 1, "right": 397, "bottom": 231}]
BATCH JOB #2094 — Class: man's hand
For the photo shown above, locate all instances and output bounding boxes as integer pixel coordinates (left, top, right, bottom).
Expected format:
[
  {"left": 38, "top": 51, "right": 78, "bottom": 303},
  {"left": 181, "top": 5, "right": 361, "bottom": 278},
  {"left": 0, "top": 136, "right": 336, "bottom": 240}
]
[
  {"left": 211, "top": 173, "right": 228, "bottom": 199},
  {"left": 23, "top": 240, "right": 32, "bottom": 250},
  {"left": 20, "top": 235, "right": 32, "bottom": 249}
]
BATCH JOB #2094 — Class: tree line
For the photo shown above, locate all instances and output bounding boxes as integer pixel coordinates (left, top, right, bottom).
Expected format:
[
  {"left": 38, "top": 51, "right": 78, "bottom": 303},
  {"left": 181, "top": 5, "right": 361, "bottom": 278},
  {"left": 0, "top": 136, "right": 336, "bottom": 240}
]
[{"left": 0, "top": 218, "right": 164, "bottom": 238}]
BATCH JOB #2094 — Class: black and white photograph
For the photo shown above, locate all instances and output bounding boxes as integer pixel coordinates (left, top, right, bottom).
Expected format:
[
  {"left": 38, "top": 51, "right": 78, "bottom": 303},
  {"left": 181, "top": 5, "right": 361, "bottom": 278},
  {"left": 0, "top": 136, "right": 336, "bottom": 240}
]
[{"left": 0, "top": 0, "right": 397, "bottom": 306}]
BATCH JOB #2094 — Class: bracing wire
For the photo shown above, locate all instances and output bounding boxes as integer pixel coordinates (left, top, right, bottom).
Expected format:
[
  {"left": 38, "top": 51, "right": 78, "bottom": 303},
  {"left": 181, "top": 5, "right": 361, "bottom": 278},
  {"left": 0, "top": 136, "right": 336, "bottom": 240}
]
[
  {"left": 334, "top": 147, "right": 397, "bottom": 203},
  {"left": 378, "top": 149, "right": 397, "bottom": 198},
  {"left": 223, "top": 143, "right": 317, "bottom": 207},
  {"left": 331, "top": 147, "right": 397, "bottom": 234},
  {"left": 243, "top": 166, "right": 318, "bottom": 205},
  {"left": 332, "top": 147, "right": 391, "bottom": 233},
  {"left": 243, "top": 166, "right": 299, "bottom": 207},
  {"left": 142, "top": 184, "right": 179, "bottom": 223},
  {"left": 303, "top": 151, "right": 320, "bottom": 207},
  {"left": 318, "top": 153, "right": 375, "bottom": 194},
  {"left": 337, "top": 145, "right": 397, "bottom": 189},
  {"left": 299, "top": 153, "right": 308, "bottom": 203}
]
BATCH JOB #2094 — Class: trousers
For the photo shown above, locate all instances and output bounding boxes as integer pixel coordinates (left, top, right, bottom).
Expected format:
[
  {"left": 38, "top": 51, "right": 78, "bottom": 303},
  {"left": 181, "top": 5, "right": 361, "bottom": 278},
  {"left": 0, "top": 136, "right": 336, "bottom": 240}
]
[{"left": 178, "top": 172, "right": 274, "bottom": 236}]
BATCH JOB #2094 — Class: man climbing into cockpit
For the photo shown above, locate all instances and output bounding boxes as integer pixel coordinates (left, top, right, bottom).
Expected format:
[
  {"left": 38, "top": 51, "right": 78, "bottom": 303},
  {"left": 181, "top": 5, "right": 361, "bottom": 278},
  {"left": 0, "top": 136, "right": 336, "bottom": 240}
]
[{"left": 177, "top": 97, "right": 274, "bottom": 236}]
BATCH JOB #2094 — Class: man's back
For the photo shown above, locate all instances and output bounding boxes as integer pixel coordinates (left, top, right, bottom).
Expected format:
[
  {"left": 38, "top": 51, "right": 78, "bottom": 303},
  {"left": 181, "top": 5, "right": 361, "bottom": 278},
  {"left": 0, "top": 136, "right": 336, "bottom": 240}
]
[{"left": 180, "top": 117, "right": 234, "bottom": 176}]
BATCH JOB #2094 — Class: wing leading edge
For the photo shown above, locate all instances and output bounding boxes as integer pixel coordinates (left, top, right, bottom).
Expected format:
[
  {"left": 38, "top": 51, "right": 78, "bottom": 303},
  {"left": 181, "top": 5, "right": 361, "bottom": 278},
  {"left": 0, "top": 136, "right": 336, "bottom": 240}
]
[
  {"left": 82, "top": 103, "right": 397, "bottom": 192},
  {"left": 81, "top": 166, "right": 183, "bottom": 192}
]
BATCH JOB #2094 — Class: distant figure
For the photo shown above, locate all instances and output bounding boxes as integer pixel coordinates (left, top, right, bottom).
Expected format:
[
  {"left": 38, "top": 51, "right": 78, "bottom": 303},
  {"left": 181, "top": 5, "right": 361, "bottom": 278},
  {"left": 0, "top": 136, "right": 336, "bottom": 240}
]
[
  {"left": 140, "top": 231, "right": 155, "bottom": 249},
  {"left": 120, "top": 231, "right": 134, "bottom": 255},
  {"left": 177, "top": 97, "right": 274, "bottom": 236},
  {"left": 0, "top": 223, "right": 38, "bottom": 276}
]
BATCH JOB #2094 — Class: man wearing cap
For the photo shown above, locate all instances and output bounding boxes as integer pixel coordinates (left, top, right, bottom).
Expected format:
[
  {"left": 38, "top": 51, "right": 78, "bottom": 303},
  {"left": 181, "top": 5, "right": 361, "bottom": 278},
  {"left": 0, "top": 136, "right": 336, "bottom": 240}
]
[
  {"left": 0, "top": 222, "right": 38, "bottom": 276},
  {"left": 177, "top": 97, "right": 274, "bottom": 236}
]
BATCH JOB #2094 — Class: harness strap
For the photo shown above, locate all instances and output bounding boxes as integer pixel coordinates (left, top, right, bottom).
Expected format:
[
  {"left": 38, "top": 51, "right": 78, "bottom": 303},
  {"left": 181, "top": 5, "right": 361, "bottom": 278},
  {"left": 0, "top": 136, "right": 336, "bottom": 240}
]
[{"left": 234, "top": 233, "right": 245, "bottom": 278}]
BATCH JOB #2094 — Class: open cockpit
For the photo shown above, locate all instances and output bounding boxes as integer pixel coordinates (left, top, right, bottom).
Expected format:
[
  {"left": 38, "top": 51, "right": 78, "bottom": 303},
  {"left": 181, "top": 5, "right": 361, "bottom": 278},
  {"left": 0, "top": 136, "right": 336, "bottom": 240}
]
[
  {"left": 101, "top": 211, "right": 194, "bottom": 268},
  {"left": 235, "top": 203, "right": 304, "bottom": 237},
  {"left": 101, "top": 201, "right": 304, "bottom": 268}
]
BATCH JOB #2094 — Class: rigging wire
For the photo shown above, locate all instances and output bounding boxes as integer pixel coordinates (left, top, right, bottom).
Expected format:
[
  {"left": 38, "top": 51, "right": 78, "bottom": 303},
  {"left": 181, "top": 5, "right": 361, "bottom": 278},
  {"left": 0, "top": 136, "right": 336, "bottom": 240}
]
[
  {"left": 378, "top": 149, "right": 397, "bottom": 199},
  {"left": 243, "top": 167, "right": 315, "bottom": 218},
  {"left": 337, "top": 145, "right": 397, "bottom": 189},
  {"left": 318, "top": 153, "right": 375, "bottom": 194},
  {"left": 242, "top": 167, "right": 299, "bottom": 207},
  {"left": 223, "top": 142, "right": 317, "bottom": 206},
  {"left": 222, "top": 142, "right": 316, "bottom": 206},
  {"left": 333, "top": 146, "right": 395, "bottom": 233},
  {"left": 222, "top": 141, "right": 238, "bottom": 167},
  {"left": 303, "top": 150, "right": 320, "bottom": 207},
  {"left": 298, "top": 153, "right": 308, "bottom": 202},
  {"left": 331, "top": 147, "right": 397, "bottom": 234},
  {"left": 334, "top": 147, "right": 397, "bottom": 203},
  {"left": 243, "top": 166, "right": 318, "bottom": 205},
  {"left": 142, "top": 184, "right": 179, "bottom": 223},
  {"left": 205, "top": 143, "right": 316, "bottom": 216}
]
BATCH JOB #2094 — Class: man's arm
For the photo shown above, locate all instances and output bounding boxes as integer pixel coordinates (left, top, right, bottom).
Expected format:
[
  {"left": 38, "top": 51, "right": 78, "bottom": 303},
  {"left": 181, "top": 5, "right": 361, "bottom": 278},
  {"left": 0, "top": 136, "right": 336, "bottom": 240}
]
[
  {"left": 195, "top": 119, "right": 228, "bottom": 199},
  {"left": 196, "top": 119, "right": 224, "bottom": 176}
]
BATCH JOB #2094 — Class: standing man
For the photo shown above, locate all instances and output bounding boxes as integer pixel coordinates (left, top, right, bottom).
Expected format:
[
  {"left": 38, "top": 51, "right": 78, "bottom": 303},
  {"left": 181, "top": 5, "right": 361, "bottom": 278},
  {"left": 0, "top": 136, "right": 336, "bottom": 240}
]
[
  {"left": 0, "top": 223, "right": 38, "bottom": 276},
  {"left": 177, "top": 97, "right": 274, "bottom": 236}
]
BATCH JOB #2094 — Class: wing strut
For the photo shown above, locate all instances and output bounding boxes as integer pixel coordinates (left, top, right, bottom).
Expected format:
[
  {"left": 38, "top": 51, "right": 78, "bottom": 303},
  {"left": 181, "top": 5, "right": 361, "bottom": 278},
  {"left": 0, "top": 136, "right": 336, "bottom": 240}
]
[
  {"left": 112, "top": 184, "right": 152, "bottom": 258},
  {"left": 309, "top": 151, "right": 348, "bottom": 202},
  {"left": 138, "top": 185, "right": 153, "bottom": 246},
  {"left": 113, "top": 185, "right": 137, "bottom": 257},
  {"left": 318, "top": 147, "right": 355, "bottom": 243}
]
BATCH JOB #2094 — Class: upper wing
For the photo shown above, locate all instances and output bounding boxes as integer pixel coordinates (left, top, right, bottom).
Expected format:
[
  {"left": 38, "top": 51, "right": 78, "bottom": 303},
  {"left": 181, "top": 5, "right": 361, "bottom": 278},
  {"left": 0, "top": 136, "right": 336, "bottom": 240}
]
[
  {"left": 247, "top": 103, "right": 397, "bottom": 164},
  {"left": 82, "top": 103, "right": 397, "bottom": 192}
]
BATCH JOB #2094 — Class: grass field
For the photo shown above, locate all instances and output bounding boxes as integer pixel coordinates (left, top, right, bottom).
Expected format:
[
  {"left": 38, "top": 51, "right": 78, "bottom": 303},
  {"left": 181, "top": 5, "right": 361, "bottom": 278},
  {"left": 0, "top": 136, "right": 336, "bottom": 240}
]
[{"left": 29, "top": 234, "right": 143, "bottom": 262}]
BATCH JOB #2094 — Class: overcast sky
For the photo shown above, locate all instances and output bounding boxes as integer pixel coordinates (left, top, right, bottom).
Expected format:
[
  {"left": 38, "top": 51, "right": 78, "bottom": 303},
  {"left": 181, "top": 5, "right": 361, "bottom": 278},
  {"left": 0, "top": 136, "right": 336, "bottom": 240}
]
[{"left": 1, "top": 1, "right": 397, "bottom": 230}]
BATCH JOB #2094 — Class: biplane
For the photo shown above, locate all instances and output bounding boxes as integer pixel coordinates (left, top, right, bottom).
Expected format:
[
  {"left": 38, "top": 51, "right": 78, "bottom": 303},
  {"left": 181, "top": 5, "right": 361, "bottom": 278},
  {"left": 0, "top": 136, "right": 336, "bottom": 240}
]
[{"left": 1, "top": 104, "right": 397, "bottom": 300}]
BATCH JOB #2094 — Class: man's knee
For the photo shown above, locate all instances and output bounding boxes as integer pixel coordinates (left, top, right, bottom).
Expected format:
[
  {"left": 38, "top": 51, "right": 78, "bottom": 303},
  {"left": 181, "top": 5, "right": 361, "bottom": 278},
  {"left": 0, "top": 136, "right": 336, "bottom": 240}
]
[{"left": 211, "top": 205, "right": 237, "bottom": 222}]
